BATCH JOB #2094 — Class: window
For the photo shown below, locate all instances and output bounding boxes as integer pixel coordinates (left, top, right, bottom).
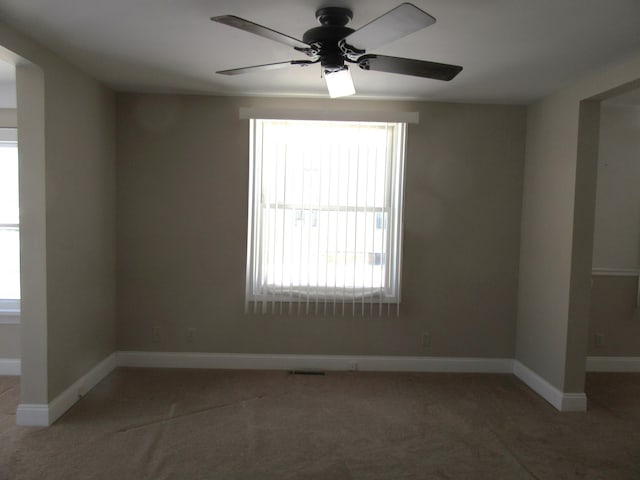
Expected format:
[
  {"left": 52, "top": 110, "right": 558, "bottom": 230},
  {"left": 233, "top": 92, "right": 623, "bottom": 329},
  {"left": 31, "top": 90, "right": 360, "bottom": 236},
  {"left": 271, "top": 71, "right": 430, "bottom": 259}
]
[
  {"left": 245, "top": 119, "right": 407, "bottom": 314},
  {"left": 0, "top": 128, "right": 20, "bottom": 316}
]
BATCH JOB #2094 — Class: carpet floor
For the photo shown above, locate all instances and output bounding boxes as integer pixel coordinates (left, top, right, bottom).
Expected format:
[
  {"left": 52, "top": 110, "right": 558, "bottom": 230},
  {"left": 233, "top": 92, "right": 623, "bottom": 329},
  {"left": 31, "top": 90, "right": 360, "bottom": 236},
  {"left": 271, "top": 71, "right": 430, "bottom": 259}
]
[{"left": 1, "top": 369, "right": 639, "bottom": 479}]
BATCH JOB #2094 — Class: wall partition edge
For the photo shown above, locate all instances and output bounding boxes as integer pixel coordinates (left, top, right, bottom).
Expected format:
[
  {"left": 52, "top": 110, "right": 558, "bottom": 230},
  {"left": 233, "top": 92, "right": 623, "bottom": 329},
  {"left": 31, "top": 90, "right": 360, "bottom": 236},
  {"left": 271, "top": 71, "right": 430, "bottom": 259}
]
[
  {"left": 16, "top": 352, "right": 118, "bottom": 426},
  {"left": 513, "top": 361, "right": 587, "bottom": 412}
]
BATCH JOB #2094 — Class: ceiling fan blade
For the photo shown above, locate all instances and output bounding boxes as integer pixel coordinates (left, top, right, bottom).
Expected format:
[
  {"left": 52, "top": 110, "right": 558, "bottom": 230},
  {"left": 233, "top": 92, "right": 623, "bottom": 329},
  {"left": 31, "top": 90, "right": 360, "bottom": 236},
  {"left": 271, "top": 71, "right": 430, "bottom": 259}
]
[
  {"left": 343, "top": 3, "right": 435, "bottom": 52},
  {"left": 217, "top": 60, "right": 316, "bottom": 76},
  {"left": 358, "top": 54, "right": 462, "bottom": 81},
  {"left": 211, "top": 15, "right": 309, "bottom": 50}
]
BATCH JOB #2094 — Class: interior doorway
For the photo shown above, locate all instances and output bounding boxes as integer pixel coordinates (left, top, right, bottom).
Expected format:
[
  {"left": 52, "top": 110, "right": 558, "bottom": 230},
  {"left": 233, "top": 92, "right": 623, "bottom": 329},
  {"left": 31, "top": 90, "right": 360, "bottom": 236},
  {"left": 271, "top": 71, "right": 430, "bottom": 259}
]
[{"left": 589, "top": 89, "right": 640, "bottom": 361}]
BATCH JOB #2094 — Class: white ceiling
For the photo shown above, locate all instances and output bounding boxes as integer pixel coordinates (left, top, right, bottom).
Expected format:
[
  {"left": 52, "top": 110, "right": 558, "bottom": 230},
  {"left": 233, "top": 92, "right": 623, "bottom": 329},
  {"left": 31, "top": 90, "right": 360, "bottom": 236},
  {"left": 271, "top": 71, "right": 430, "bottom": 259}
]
[{"left": 0, "top": 0, "right": 640, "bottom": 104}]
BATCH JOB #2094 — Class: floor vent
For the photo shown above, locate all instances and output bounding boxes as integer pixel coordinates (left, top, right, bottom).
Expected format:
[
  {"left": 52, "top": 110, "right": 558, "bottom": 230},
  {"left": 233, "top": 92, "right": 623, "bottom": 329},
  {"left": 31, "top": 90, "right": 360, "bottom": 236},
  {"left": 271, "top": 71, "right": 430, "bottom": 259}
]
[{"left": 289, "top": 370, "right": 326, "bottom": 376}]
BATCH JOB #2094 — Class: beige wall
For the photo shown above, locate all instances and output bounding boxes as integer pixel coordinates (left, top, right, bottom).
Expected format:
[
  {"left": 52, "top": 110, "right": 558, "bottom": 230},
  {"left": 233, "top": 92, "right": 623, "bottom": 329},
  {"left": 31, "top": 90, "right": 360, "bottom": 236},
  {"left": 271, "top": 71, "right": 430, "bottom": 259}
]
[
  {"left": 516, "top": 95, "right": 578, "bottom": 390},
  {"left": 516, "top": 48, "right": 640, "bottom": 393},
  {"left": 44, "top": 66, "right": 116, "bottom": 400},
  {"left": 0, "top": 324, "right": 19, "bottom": 358},
  {"left": 0, "top": 107, "right": 16, "bottom": 126},
  {"left": 116, "top": 94, "right": 525, "bottom": 358},
  {"left": 0, "top": 21, "right": 117, "bottom": 402},
  {"left": 589, "top": 275, "right": 640, "bottom": 356},
  {"left": 588, "top": 103, "right": 640, "bottom": 358}
]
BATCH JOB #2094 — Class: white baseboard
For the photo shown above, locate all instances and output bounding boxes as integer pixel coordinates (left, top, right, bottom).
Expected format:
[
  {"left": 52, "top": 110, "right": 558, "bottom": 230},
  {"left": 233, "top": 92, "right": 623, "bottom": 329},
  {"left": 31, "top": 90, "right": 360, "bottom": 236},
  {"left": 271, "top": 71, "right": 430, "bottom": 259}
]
[
  {"left": 591, "top": 268, "right": 639, "bottom": 276},
  {"left": 116, "top": 351, "right": 515, "bottom": 374},
  {"left": 15, "top": 404, "right": 48, "bottom": 427},
  {"left": 17, "top": 351, "right": 599, "bottom": 426},
  {"left": 586, "top": 356, "right": 640, "bottom": 372},
  {"left": 513, "top": 361, "right": 587, "bottom": 412},
  {"left": 16, "top": 352, "right": 118, "bottom": 427},
  {"left": 0, "top": 358, "right": 20, "bottom": 375}
]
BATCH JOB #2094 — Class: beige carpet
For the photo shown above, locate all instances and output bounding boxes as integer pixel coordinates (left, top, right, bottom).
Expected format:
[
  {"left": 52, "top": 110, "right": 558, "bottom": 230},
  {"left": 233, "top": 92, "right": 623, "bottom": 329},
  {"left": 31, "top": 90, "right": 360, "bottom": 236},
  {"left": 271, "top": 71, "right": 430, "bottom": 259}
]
[{"left": 1, "top": 369, "right": 639, "bottom": 479}]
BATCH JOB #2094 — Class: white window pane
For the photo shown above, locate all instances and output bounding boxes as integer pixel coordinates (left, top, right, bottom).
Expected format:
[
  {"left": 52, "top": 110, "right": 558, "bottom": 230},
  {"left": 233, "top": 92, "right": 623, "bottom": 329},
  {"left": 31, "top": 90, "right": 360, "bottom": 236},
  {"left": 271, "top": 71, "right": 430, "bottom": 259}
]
[
  {"left": 247, "top": 119, "right": 406, "bottom": 305},
  {"left": 0, "top": 143, "right": 19, "bottom": 224},
  {"left": 261, "top": 209, "right": 388, "bottom": 290},
  {"left": 264, "top": 122, "right": 390, "bottom": 209},
  {"left": 0, "top": 227, "right": 20, "bottom": 300}
]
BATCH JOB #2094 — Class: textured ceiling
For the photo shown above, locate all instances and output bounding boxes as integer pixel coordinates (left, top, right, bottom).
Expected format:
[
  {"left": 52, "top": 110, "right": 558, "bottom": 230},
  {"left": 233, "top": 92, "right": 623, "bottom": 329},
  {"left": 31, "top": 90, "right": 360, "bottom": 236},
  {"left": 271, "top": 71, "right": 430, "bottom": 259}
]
[{"left": 0, "top": 0, "right": 640, "bottom": 104}]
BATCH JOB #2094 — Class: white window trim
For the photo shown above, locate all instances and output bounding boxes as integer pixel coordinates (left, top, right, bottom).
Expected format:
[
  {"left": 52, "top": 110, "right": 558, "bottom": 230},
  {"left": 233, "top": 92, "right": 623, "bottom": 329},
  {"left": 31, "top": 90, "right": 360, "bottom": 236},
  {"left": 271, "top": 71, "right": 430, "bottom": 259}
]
[
  {"left": 244, "top": 118, "right": 408, "bottom": 311},
  {"left": 0, "top": 127, "right": 20, "bottom": 320},
  {"left": 239, "top": 107, "right": 419, "bottom": 124}
]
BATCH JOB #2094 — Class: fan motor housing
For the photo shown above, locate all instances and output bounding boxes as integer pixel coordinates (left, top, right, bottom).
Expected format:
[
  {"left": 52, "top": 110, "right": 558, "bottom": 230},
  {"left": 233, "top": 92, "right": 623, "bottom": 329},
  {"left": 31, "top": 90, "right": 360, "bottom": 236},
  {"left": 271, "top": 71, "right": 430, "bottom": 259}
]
[{"left": 303, "top": 7, "right": 355, "bottom": 72}]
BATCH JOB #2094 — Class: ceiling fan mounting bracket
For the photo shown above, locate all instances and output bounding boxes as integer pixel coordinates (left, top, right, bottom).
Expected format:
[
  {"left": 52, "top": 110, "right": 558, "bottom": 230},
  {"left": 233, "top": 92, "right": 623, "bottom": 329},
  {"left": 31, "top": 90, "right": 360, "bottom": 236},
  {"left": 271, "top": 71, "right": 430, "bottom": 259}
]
[{"left": 315, "top": 7, "right": 353, "bottom": 27}]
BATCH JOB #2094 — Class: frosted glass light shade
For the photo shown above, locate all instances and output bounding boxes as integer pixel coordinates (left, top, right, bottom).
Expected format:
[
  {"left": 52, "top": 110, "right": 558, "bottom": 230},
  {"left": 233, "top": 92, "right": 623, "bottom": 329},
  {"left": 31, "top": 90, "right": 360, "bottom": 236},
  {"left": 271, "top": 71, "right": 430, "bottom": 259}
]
[{"left": 324, "top": 68, "right": 356, "bottom": 98}]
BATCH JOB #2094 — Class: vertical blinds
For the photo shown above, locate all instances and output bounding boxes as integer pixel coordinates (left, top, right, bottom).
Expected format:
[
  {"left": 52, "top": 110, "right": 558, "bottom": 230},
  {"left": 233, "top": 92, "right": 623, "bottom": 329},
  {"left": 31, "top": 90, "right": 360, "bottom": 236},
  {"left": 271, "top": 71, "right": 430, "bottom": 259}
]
[{"left": 245, "top": 119, "right": 407, "bottom": 316}]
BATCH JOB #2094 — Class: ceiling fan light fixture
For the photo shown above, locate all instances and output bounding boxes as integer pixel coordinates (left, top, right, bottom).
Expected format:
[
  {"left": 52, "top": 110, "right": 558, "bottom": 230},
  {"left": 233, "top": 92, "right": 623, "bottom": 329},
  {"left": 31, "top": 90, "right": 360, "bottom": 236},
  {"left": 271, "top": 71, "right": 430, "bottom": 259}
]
[{"left": 324, "top": 67, "right": 355, "bottom": 98}]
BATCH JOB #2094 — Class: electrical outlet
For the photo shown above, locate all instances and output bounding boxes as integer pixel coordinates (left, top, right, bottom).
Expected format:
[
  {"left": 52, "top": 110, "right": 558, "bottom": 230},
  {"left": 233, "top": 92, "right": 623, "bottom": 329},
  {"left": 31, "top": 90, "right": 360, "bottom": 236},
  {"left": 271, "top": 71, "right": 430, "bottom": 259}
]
[
  {"left": 186, "top": 328, "right": 195, "bottom": 343},
  {"left": 152, "top": 325, "right": 161, "bottom": 343},
  {"left": 422, "top": 332, "right": 431, "bottom": 348},
  {"left": 594, "top": 333, "right": 604, "bottom": 347}
]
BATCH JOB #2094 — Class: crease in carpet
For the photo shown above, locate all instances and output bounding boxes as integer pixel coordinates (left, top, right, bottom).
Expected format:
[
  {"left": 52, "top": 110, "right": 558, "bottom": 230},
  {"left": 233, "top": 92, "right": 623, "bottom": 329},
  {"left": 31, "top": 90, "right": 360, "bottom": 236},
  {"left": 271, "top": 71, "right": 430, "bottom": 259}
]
[
  {"left": 135, "top": 402, "right": 176, "bottom": 480},
  {"left": 0, "top": 385, "right": 17, "bottom": 399},
  {"left": 486, "top": 427, "right": 541, "bottom": 480},
  {"left": 117, "top": 394, "right": 267, "bottom": 434}
]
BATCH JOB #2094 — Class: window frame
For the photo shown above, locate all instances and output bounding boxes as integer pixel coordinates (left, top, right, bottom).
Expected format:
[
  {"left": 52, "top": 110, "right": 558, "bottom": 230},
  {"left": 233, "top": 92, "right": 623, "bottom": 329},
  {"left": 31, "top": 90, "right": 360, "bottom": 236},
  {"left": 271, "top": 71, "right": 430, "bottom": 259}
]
[
  {"left": 244, "top": 118, "right": 407, "bottom": 308},
  {"left": 0, "top": 127, "right": 20, "bottom": 322}
]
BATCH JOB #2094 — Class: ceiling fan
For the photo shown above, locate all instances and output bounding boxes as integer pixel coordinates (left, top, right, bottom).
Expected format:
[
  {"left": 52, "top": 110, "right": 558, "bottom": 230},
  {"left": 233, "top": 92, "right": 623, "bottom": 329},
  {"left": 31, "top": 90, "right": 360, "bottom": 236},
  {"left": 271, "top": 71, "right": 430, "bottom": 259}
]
[{"left": 211, "top": 3, "right": 462, "bottom": 98}]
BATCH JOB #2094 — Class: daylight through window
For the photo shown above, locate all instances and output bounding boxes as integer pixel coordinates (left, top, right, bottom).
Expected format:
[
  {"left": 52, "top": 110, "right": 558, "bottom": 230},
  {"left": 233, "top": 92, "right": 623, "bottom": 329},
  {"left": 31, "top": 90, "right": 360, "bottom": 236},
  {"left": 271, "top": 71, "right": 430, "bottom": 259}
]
[
  {"left": 0, "top": 128, "right": 20, "bottom": 313},
  {"left": 245, "top": 119, "right": 407, "bottom": 315}
]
